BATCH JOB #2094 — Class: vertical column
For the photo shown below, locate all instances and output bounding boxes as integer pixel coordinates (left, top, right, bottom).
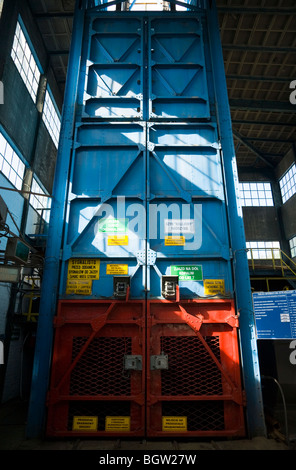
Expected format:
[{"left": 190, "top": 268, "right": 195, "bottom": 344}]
[{"left": 206, "top": 0, "right": 266, "bottom": 438}]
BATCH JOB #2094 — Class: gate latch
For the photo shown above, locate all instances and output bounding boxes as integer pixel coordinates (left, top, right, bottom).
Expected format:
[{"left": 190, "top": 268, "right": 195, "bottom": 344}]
[
  {"left": 124, "top": 355, "right": 142, "bottom": 371},
  {"left": 150, "top": 352, "right": 169, "bottom": 370}
]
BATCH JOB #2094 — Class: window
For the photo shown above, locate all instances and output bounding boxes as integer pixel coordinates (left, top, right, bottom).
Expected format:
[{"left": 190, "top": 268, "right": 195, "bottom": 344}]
[
  {"left": 289, "top": 237, "right": 296, "bottom": 258},
  {"left": 0, "top": 130, "right": 25, "bottom": 190},
  {"left": 246, "top": 241, "right": 280, "bottom": 260},
  {"left": 42, "top": 88, "right": 61, "bottom": 148},
  {"left": 279, "top": 164, "right": 296, "bottom": 204},
  {"left": 239, "top": 182, "right": 273, "bottom": 207},
  {"left": 11, "top": 20, "right": 41, "bottom": 102},
  {"left": 29, "top": 178, "right": 51, "bottom": 223}
]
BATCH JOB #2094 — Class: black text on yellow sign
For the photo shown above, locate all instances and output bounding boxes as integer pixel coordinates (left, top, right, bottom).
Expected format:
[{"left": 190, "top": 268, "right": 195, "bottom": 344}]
[{"left": 67, "top": 258, "right": 100, "bottom": 280}]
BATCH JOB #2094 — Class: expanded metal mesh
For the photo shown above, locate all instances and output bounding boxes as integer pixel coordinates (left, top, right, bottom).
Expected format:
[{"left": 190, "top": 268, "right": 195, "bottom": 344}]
[
  {"left": 162, "top": 401, "right": 224, "bottom": 431},
  {"left": 70, "top": 336, "right": 132, "bottom": 396},
  {"left": 67, "top": 401, "right": 131, "bottom": 431},
  {"left": 160, "top": 335, "right": 223, "bottom": 396}
]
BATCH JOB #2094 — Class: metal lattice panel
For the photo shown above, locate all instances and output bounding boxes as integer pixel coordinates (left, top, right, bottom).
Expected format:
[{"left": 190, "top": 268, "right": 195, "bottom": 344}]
[
  {"left": 160, "top": 336, "right": 223, "bottom": 396},
  {"left": 162, "top": 401, "right": 225, "bottom": 431},
  {"left": 70, "top": 337, "right": 132, "bottom": 396}
]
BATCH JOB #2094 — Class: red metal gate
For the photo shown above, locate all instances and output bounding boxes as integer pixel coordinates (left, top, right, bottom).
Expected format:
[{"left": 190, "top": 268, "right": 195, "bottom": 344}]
[
  {"left": 147, "top": 298, "right": 245, "bottom": 437},
  {"left": 46, "top": 300, "right": 146, "bottom": 437},
  {"left": 46, "top": 298, "right": 245, "bottom": 437}
]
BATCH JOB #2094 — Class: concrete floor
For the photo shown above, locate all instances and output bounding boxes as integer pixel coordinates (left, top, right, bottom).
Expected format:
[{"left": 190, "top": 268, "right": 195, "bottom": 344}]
[{"left": 0, "top": 399, "right": 295, "bottom": 452}]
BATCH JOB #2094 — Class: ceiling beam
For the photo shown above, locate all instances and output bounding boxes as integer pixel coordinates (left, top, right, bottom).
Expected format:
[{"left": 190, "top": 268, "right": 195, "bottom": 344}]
[
  {"left": 218, "top": 7, "right": 296, "bottom": 15},
  {"left": 223, "top": 44, "right": 296, "bottom": 53},
  {"left": 232, "top": 119, "right": 296, "bottom": 128},
  {"left": 226, "top": 74, "right": 290, "bottom": 83},
  {"left": 229, "top": 99, "right": 295, "bottom": 113},
  {"left": 232, "top": 130, "right": 275, "bottom": 168}
]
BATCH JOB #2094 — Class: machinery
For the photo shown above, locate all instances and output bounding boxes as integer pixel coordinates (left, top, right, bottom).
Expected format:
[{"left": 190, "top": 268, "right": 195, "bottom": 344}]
[{"left": 27, "top": 0, "right": 266, "bottom": 439}]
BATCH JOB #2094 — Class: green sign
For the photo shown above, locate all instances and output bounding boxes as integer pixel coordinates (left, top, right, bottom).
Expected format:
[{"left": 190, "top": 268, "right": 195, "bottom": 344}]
[
  {"left": 171, "top": 265, "right": 203, "bottom": 281},
  {"left": 98, "top": 217, "right": 128, "bottom": 233}
]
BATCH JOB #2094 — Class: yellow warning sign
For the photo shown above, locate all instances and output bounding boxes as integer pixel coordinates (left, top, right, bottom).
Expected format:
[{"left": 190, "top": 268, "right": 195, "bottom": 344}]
[
  {"left": 162, "top": 416, "right": 187, "bottom": 432},
  {"left": 72, "top": 416, "right": 98, "bottom": 431},
  {"left": 204, "top": 279, "right": 225, "bottom": 296},
  {"left": 67, "top": 258, "right": 100, "bottom": 280},
  {"left": 105, "top": 416, "right": 130, "bottom": 432},
  {"left": 66, "top": 279, "right": 92, "bottom": 295},
  {"left": 106, "top": 264, "right": 129, "bottom": 275},
  {"left": 165, "top": 236, "right": 185, "bottom": 246},
  {"left": 108, "top": 235, "right": 129, "bottom": 246}
]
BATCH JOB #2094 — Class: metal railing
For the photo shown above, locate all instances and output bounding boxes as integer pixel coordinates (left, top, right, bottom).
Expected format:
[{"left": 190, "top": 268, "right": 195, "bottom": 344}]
[{"left": 248, "top": 248, "right": 296, "bottom": 278}]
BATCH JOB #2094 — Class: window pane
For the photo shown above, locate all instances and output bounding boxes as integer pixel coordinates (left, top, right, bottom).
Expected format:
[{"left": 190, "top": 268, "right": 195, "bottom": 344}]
[
  {"left": 239, "top": 181, "right": 274, "bottom": 207},
  {"left": 0, "top": 130, "right": 25, "bottom": 189},
  {"left": 279, "top": 164, "right": 296, "bottom": 204},
  {"left": 11, "top": 20, "right": 41, "bottom": 102},
  {"left": 42, "top": 89, "right": 61, "bottom": 148}
]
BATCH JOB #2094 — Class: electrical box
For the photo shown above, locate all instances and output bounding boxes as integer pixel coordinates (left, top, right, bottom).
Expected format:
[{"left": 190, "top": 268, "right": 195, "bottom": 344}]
[
  {"left": 5, "top": 237, "right": 30, "bottom": 264},
  {"left": 113, "top": 276, "right": 130, "bottom": 299},
  {"left": 161, "top": 275, "right": 178, "bottom": 300}
]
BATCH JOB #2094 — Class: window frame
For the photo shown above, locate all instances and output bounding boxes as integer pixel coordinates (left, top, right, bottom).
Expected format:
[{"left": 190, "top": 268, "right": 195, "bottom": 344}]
[
  {"left": 10, "top": 16, "right": 43, "bottom": 103},
  {"left": 29, "top": 177, "right": 52, "bottom": 223},
  {"left": 279, "top": 163, "right": 296, "bottom": 204},
  {"left": 239, "top": 181, "right": 274, "bottom": 207},
  {"left": 0, "top": 126, "right": 26, "bottom": 191},
  {"left": 42, "top": 86, "right": 61, "bottom": 149}
]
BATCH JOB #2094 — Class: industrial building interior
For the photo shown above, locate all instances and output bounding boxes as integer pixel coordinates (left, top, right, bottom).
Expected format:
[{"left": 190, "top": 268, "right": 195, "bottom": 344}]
[{"left": 0, "top": 0, "right": 296, "bottom": 452}]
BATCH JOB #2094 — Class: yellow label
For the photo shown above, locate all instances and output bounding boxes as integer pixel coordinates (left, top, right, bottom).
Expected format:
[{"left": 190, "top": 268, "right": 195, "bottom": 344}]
[
  {"left": 72, "top": 416, "right": 98, "bottom": 431},
  {"left": 105, "top": 416, "right": 130, "bottom": 432},
  {"left": 165, "top": 236, "right": 185, "bottom": 246},
  {"left": 204, "top": 279, "right": 225, "bottom": 295},
  {"left": 106, "top": 264, "right": 129, "bottom": 275},
  {"left": 66, "top": 279, "right": 92, "bottom": 295},
  {"left": 108, "top": 235, "right": 129, "bottom": 246},
  {"left": 67, "top": 258, "right": 100, "bottom": 280},
  {"left": 162, "top": 416, "right": 187, "bottom": 432}
]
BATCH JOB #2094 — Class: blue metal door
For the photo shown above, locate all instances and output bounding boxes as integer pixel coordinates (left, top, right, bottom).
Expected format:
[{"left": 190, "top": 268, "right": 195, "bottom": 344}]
[{"left": 59, "top": 13, "right": 233, "bottom": 302}]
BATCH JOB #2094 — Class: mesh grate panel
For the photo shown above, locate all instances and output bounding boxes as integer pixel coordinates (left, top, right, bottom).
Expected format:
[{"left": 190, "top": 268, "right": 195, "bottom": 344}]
[
  {"left": 70, "top": 336, "right": 132, "bottom": 396},
  {"left": 160, "top": 336, "right": 223, "bottom": 396},
  {"left": 68, "top": 401, "right": 131, "bottom": 431},
  {"left": 162, "top": 401, "right": 224, "bottom": 431}
]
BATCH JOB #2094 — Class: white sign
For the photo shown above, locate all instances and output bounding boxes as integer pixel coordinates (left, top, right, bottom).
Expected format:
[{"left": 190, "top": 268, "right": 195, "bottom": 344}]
[{"left": 164, "top": 219, "right": 195, "bottom": 234}]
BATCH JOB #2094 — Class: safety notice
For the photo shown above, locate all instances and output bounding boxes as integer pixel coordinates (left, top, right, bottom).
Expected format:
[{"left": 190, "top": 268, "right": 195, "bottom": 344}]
[
  {"left": 162, "top": 416, "right": 187, "bottom": 432},
  {"left": 67, "top": 259, "right": 100, "bottom": 280},
  {"left": 66, "top": 279, "right": 92, "bottom": 295},
  {"left": 165, "top": 236, "right": 185, "bottom": 246},
  {"left": 171, "top": 265, "right": 203, "bottom": 281},
  {"left": 72, "top": 416, "right": 98, "bottom": 431},
  {"left": 105, "top": 416, "right": 130, "bottom": 432},
  {"left": 106, "top": 264, "right": 128, "bottom": 275},
  {"left": 204, "top": 279, "right": 225, "bottom": 295},
  {"left": 108, "top": 235, "right": 129, "bottom": 246},
  {"left": 164, "top": 219, "right": 195, "bottom": 234},
  {"left": 99, "top": 217, "right": 128, "bottom": 233}
]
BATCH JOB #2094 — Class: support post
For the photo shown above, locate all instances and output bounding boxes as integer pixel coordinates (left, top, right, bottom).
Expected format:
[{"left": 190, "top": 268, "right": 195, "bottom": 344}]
[
  {"left": 206, "top": 0, "right": 266, "bottom": 438},
  {"left": 26, "top": 0, "right": 86, "bottom": 438}
]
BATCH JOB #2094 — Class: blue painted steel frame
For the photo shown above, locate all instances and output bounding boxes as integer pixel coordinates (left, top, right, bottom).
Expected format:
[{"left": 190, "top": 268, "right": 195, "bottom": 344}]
[
  {"left": 206, "top": 1, "right": 266, "bottom": 437},
  {"left": 26, "top": 0, "right": 87, "bottom": 438},
  {"left": 26, "top": 0, "right": 266, "bottom": 439}
]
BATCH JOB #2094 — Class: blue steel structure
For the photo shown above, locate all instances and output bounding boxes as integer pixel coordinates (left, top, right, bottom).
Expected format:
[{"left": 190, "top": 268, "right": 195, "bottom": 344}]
[{"left": 27, "top": 0, "right": 266, "bottom": 438}]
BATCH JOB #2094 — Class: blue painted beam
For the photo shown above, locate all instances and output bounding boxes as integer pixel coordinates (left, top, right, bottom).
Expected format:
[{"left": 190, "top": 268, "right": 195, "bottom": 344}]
[
  {"left": 206, "top": 0, "right": 267, "bottom": 438},
  {"left": 26, "top": 0, "right": 87, "bottom": 438}
]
